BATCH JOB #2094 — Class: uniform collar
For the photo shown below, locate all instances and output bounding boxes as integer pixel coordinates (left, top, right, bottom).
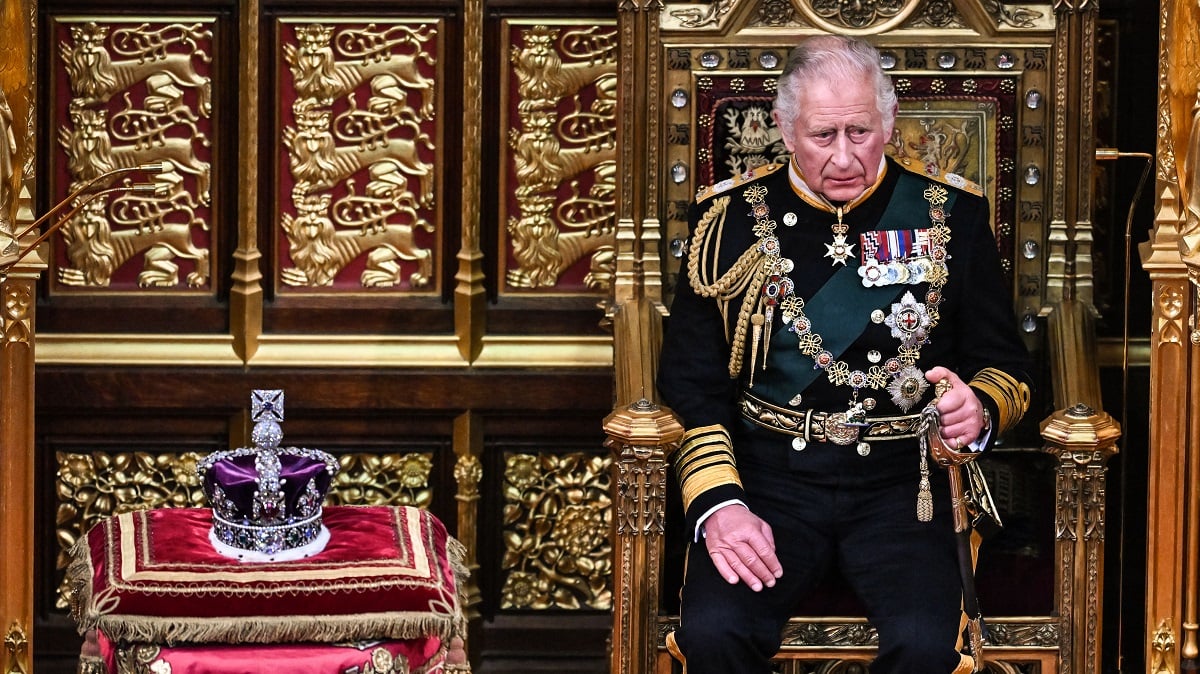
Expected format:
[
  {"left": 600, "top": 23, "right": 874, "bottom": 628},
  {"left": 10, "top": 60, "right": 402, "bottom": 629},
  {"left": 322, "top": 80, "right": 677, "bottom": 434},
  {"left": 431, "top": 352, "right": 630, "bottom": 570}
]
[{"left": 788, "top": 155, "right": 888, "bottom": 215}]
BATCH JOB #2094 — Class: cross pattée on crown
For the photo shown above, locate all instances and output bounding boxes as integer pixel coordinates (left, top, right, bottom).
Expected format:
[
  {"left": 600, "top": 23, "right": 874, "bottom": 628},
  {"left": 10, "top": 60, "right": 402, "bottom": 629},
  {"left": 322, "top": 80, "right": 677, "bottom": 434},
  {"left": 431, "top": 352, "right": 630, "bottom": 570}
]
[{"left": 252, "top": 389, "right": 285, "bottom": 424}]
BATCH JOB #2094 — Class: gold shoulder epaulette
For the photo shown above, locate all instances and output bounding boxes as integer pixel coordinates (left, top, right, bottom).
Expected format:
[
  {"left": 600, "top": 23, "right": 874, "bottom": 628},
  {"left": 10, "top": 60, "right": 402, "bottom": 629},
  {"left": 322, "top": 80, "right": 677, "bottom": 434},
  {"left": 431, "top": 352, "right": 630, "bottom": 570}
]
[
  {"left": 894, "top": 157, "right": 984, "bottom": 197},
  {"left": 694, "top": 162, "right": 786, "bottom": 203}
]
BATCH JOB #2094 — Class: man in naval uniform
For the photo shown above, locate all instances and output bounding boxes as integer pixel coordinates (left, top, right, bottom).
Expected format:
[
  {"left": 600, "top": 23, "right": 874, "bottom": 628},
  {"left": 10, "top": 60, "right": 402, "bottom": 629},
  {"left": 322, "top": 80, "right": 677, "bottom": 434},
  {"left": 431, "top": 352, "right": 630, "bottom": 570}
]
[{"left": 657, "top": 34, "right": 1033, "bottom": 674}]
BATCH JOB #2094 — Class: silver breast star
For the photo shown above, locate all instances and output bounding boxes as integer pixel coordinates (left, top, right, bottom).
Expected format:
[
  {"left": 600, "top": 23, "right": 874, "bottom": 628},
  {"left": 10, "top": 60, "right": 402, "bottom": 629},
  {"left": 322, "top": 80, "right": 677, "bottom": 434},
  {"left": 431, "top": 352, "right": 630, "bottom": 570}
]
[{"left": 824, "top": 235, "right": 856, "bottom": 266}]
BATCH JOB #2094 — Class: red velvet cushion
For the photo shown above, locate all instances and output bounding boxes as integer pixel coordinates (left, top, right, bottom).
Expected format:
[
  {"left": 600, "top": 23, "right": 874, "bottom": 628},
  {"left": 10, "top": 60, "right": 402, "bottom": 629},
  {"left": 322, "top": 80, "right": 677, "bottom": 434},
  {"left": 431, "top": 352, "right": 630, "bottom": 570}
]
[
  {"left": 69, "top": 505, "right": 467, "bottom": 645},
  {"left": 95, "top": 629, "right": 447, "bottom": 674}
]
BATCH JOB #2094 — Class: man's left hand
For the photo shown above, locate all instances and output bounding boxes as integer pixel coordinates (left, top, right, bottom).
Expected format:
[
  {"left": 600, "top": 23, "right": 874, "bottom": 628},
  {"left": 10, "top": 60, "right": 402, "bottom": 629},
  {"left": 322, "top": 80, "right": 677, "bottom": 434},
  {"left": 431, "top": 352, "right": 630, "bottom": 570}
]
[{"left": 924, "top": 366, "right": 987, "bottom": 450}]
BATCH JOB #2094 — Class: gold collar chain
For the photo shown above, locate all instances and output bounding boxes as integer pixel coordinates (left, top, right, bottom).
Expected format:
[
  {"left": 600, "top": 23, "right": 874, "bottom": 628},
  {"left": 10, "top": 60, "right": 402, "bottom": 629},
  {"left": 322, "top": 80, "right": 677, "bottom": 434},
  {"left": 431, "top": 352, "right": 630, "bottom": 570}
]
[{"left": 742, "top": 182, "right": 954, "bottom": 413}]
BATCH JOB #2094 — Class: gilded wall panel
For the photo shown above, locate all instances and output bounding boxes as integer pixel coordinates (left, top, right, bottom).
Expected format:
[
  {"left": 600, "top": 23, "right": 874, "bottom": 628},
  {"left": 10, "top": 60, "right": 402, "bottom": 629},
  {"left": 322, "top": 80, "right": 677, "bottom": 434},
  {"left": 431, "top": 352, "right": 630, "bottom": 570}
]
[
  {"left": 500, "top": 451, "right": 612, "bottom": 610},
  {"left": 50, "top": 17, "right": 215, "bottom": 291},
  {"left": 276, "top": 19, "right": 442, "bottom": 292},
  {"left": 501, "top": 22, "right": 618, "bottom": 293}
]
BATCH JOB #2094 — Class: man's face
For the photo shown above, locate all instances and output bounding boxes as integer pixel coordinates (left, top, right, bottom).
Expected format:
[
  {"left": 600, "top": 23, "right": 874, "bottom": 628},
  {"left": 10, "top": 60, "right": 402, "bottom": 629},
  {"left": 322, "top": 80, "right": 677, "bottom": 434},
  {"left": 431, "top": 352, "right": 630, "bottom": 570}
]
[{"left": 775, "top": 74, "right": 894, "bottom": 203}]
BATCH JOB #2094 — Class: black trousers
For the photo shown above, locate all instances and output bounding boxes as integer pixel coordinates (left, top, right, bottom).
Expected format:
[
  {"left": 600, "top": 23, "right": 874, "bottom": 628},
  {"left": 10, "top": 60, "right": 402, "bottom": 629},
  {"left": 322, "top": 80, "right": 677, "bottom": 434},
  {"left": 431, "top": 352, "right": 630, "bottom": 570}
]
[{"left": 674, "top": 439, "right": 964, "bottom": 674}]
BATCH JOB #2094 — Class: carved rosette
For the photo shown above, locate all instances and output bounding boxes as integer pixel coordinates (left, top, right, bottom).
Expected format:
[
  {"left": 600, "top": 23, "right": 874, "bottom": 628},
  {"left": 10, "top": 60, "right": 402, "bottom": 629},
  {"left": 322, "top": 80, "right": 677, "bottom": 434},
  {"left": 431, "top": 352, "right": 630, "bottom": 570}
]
[
  {"left": 499, "top": 451, "right": 613, "bottom": 609},
  {"left": 326, "top": 452, "right": 435, "bottom": 508},
  {"left": 278, "top": 20, "right": 441, "bottom": 291},
  {"left": 52, "top": 19, "right": 215, "bottom": 290},
  {"left": 502, "top": 23, "right": 619, "bottom": 292},
  {"left": 798, "top": 0, "right": 923, "bottom": 32}
]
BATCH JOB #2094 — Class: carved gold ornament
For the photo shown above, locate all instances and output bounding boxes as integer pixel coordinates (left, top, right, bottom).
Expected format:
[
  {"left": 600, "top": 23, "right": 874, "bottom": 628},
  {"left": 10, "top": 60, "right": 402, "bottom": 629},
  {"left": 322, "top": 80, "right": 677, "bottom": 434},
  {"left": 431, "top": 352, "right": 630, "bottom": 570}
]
[
  {"left": 55, "top": 20, "right": 213, "bottom": 289},
  {"left": 3, "top": 621, "right": 28, "bottom": 674},
  {"left": 280, "top": 21, "right": 439, "bottom": 290},
  {"left": 500, "top": 452, "right": 612, "bottom": 609},
  {"left": 327, "top": 452, "right": 434, "bottom": 508},
  {"left": 505, "top": 24, "right": 618, "bottom": 291}
]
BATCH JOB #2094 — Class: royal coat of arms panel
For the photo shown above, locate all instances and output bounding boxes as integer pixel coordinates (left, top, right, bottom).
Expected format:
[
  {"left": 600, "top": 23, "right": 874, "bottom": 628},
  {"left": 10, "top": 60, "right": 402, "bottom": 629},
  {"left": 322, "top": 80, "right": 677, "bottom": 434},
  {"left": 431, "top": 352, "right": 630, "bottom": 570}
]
[
  {"left": 274, "top": 18, "right": 443, "bottom": 294},
  {"left": 49, "top": 17, "right": 216, "bottom": 292}
]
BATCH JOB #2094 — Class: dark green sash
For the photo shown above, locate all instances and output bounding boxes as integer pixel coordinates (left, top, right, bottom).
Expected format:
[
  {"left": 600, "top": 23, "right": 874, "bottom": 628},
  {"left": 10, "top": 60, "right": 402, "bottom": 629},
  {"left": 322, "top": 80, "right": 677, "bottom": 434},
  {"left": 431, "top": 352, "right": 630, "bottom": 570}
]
[{"left": 752, "top": 173, "right": 956, "bottom": 402}]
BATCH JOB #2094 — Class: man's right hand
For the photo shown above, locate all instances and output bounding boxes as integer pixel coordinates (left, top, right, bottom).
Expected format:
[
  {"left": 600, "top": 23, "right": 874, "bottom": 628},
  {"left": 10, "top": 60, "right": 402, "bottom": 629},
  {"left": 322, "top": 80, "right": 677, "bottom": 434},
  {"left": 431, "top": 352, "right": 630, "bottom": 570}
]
[{"left": 702, "top": 504, "right": 784, "bottom": 591}]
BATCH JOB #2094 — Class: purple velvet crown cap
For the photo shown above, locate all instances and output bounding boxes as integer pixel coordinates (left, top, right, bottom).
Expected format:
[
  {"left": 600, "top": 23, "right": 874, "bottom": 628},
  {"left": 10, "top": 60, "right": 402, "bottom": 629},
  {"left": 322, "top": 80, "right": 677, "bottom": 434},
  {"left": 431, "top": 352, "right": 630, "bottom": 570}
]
[{"left": 196, "top": 390, "right": 339, "bottom": 560}]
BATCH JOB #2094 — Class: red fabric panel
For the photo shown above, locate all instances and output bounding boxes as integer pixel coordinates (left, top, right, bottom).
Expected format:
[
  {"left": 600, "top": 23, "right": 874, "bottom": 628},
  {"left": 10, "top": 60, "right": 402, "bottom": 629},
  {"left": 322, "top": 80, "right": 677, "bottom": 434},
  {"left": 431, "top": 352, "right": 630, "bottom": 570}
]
[{"left": 74, "top": 505, "right": 462, "bottom": 644}]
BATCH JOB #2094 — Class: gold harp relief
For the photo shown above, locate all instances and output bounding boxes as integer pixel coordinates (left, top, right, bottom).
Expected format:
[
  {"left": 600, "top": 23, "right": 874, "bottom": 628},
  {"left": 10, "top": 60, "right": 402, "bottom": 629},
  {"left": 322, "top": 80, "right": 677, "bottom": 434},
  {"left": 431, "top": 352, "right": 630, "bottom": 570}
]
[
  {"left": 280, "top": 21, "right": 438, "bottom": 290},
  {"left": 506, "top": 25, "right": 618, "bottom": 291},
  {"left": 56, "top": 20, "right": 213, "bottom": 289}
]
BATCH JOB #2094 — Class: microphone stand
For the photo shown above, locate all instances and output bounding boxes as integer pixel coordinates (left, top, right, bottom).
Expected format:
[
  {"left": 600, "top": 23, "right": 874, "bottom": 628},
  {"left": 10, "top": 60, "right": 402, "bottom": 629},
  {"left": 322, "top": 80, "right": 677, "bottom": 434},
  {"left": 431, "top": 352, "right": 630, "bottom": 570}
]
[{"left": 0, "top": 161, "right": 170, "bottom": 277}]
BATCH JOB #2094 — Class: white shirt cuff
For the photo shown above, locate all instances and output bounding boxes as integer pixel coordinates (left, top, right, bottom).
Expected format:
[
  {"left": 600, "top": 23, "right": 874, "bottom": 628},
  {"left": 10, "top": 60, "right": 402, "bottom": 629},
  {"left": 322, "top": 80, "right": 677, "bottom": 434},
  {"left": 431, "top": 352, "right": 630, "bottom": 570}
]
[{"left": 694, "top": 500, "right": 747, "bottom": 541}]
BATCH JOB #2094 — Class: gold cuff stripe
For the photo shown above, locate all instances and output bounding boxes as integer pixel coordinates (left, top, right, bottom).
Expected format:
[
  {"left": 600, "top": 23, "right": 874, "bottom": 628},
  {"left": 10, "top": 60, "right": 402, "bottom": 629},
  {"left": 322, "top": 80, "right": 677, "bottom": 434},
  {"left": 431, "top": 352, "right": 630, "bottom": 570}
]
[
  {"left": 674, "top": 426, "right": 733, "bottom": 476},
  {"left": 680, "top": 463, "right": 742, "bottom": 512},
  {"left": 674, "top": 425, "right": 742, "bottom": 512},
  {"left": 970, "top": 367, "right": 1031, "bottom": 434}
]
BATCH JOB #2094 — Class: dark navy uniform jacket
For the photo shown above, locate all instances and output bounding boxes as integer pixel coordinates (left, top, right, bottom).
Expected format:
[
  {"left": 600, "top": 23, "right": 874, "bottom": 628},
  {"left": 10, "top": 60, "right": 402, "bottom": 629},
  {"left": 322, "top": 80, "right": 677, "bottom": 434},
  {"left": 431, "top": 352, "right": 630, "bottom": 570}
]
[{"left": 658, "top": 156, "right": 1034, "bottom": 534}]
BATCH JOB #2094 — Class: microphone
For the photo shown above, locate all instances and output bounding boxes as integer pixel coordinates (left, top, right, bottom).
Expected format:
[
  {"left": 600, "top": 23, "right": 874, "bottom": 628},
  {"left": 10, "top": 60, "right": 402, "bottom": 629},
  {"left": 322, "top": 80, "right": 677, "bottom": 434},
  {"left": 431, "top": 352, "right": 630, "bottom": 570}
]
[{"left": 0, "top": 162, "right": 171, "bottom": 275}]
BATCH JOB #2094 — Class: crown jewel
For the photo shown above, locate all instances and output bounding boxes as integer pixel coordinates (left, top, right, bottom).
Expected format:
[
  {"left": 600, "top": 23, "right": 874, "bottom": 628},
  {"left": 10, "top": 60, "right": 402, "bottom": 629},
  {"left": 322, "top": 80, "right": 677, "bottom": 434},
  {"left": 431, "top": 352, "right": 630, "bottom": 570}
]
[{"left": 198, "top": 390, "right": 339, "bottom": 561}]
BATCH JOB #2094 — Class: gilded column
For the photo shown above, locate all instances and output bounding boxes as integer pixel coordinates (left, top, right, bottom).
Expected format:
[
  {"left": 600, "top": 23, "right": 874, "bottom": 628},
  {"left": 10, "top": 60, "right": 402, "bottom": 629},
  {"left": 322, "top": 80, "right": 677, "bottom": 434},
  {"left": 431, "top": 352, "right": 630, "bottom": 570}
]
[
  {"left": 231, "top": 0, "right": 263, "bottom": 362},
  {"left": 1141, "top": 0, "right": 1200, "bottom": 671},
  {"left": 1043, "top": 0, "right": 1104, "bottom": 412},
  {"left": 604, "top": 399, "right": 683, "bottom": 674},
  {"left": 610, "top": 0, "right": 666, "bottom": 407},
  {"left": 0, "top": 1, "right": 34, "bottom": 671},
  {"left": 453, "top": 411, "right": 483, "bottom": 664},
  {"left": 455, "top": 0, "right": 485, "bottom": 362},
  {"left": 1041, "top": 404, "right": 1120, "bottom": 674}
]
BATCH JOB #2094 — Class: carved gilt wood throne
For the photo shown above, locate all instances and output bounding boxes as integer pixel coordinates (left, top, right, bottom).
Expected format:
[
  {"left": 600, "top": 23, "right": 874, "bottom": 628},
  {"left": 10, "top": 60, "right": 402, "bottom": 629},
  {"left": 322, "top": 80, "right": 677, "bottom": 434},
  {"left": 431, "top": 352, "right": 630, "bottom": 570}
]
[{"left": 604, "top": 2, "right": 1120, "bottom": 673}]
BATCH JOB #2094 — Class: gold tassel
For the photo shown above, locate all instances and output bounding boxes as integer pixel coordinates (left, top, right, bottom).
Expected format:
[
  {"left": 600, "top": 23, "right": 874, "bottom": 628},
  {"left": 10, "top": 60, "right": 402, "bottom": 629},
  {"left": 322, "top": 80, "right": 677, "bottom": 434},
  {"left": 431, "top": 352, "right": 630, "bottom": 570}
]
[
  {"left": 761, "top": 306, "right": 773, "bottom": 369},
  {"left": 749, "top": 313, "right": 764, "bottom": 387},
  {"left": 917, "top": 443, "right": 933, "bottom": 522}
]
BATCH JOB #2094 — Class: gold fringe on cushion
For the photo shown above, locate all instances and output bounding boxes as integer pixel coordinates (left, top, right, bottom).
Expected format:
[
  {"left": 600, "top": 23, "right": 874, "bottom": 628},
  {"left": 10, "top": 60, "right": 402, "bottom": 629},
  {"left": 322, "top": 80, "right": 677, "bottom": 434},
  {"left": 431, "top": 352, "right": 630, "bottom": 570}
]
[
  {"left": 78, "top": 654, "right": 107, "bottom": 674},
  {"left": 110, "top": 641, "right": 460, "bottom": 674},
  {"left": 92, "top": 611, "right": 459, "bottom": 646},
  {"left": 446, "top": 533, "right": 473, "bottom": 666}
]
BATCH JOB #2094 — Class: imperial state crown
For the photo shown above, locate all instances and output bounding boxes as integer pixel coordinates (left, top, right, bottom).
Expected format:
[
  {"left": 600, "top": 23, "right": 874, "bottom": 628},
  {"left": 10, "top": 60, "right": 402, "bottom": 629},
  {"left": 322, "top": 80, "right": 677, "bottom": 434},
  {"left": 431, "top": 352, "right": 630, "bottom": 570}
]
[{"left": 197, "top": 390, "right": 339, "bottom": 561}]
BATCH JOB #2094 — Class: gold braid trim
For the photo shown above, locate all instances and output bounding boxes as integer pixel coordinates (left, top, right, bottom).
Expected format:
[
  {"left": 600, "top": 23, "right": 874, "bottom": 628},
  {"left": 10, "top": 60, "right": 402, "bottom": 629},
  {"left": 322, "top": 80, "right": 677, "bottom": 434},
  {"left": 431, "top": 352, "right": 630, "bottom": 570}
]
[
  {"left": 686, "top": 196, "right": 769, "bottom": 379},
  {"left": 969, "top": 367, "right": 1031, "bottom": 435},
  {"left": 673, "top": 425, "right": 742, "bottom": 513}
]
